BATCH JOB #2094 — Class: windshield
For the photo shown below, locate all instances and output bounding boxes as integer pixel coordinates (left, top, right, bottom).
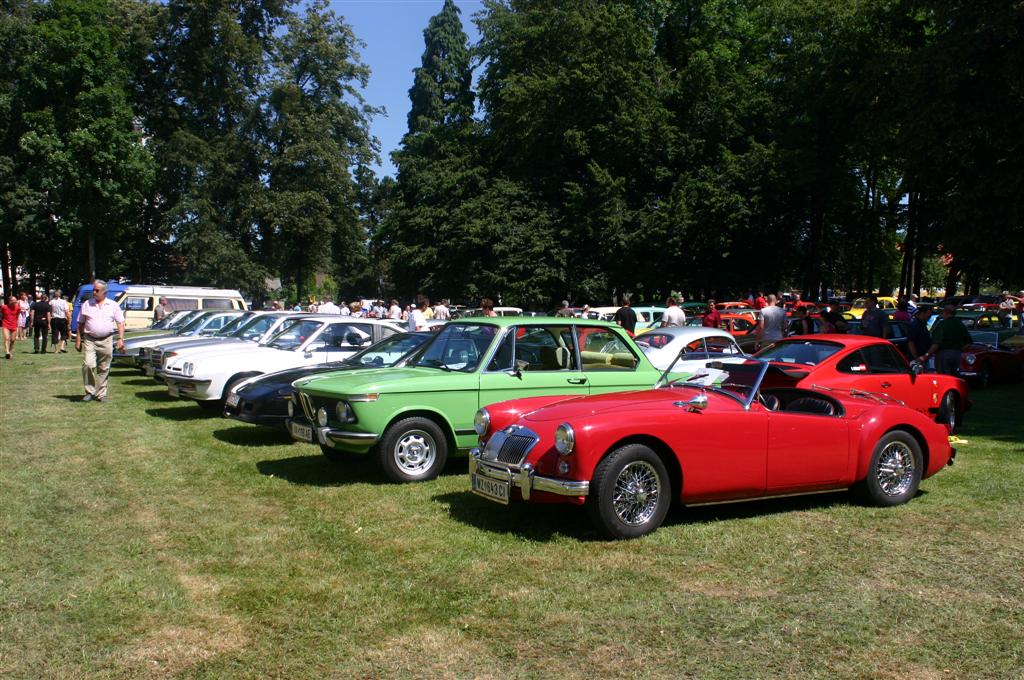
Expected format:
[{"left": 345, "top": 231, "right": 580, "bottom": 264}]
[
  {"left": 755, "top": 340, "right": 843, "bottom": 366},
  {"left": 177, "top": 312, "right": 213, "bottom": 334},
  {"left": 214, "top": 312, "right": 254, "bottom": 336},
  {"left": 267, "top": 319, "right": 323, "bottom": 350},
  {"left": 167, "top": 310, "right": 202, "bottom": 329},
  {"left": 345, "top": 333, "right": 430, "bottom": 368},
  {"left": 231, "top": 314, "right": 282, "bottom": 341},
  {"left": 668, "top": 360, "right": 767, "bottom": 405},
  {"left": 412, "top": 323, "right": 499, "bottom": 372}
]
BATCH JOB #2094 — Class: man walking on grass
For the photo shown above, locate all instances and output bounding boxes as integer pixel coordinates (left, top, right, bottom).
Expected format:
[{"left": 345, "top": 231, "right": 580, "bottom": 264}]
[{"left": 75, "top": 279, "right": 125, "bottom": 402}]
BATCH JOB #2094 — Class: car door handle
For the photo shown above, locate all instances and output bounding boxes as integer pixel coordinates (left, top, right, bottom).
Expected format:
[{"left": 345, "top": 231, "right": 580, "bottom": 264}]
[
  {"left": 881, "top": 381, "right": 892, "bottom": 388},
  {"left": 566, "top": 377, "right": 587, "bottom": 385}
]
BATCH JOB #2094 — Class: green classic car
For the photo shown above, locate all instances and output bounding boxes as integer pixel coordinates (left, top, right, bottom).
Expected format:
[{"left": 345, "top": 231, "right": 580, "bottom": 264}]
[{"left": 287, "top": 318, "right": 673, "bottom": 482}]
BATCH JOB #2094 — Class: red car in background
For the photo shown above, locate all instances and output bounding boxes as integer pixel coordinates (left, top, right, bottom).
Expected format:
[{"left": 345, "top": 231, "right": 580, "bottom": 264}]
[
  {"left": 469, "top": 358, "right": 955, "bottom": 539},
  {"left": 753, "top": 335, "right": 970, "bottom": 430},
  {"left": 958, "top": 335, "right": 1024, "bottom": 388}
]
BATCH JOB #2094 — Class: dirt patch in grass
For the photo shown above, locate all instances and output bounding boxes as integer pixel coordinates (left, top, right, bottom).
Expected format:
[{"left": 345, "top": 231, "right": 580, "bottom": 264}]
[{"left": 125, "top": 615, "right": 247, "bottom": 678}]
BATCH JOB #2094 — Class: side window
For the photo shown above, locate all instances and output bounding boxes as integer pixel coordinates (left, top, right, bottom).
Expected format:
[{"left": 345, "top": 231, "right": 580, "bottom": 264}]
[
  {"left": 706, "top": 336, "right": 741, "bottom": 355},
  {"left": 167, "top": 297, "right": 199, "bottom": 311},
  {"left": 836, "top": 350, "right": 869, "bottom": 373},
  {"left": 204, "top": 315, "right": 231, "bottom": 331},
  {"left": 318, "top": 323, "right": 372, "bottom": 349},
  {"left": 579, "top": 328, "right": 639, "bottom": 371},
  {"left": 863, "top": 344, "right": 906, "bottom": 374},
  {"left": 487, "top": 330, "right": 515, "bottom": 371},
  {"left": 202, "top": 298, "right": 233, "bottom": 310},
  {"left": 122, "top": 296, "right": 151, "bottom": 311},
  {"left": 638, "top": 332, "right": 672, "bottom": 350},
  {"left": 683, "top": 339, "right": 706, "bottom": 354},
  {"left": 517, "top": 326, "right": 577, "bottom": 371}
]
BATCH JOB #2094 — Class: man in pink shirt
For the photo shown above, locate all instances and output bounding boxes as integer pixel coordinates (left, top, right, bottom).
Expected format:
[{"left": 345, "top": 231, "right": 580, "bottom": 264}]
[{"left": 75, "top": 279, "right": 125, "bottom": 402}]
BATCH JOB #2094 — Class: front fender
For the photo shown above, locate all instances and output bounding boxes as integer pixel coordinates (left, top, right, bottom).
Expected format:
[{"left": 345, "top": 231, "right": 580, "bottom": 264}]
[
  {"left": 852, "top": 406, "right": 952, "bottom": 481},
  {"left": 482, "top": 395, "right": 587, "bottom": 439}
]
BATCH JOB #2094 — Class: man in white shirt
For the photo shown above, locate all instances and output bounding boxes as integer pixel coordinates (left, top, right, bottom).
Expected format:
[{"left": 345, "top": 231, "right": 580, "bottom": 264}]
[
  {"left": 75, "top": 279, "right": 125, "bottom": 402},
  {"left": 433, "top": 299, "right": 451, "bottom": 321},
  {"left": 388, "top": 299, "right": 402, "bottom": 320},
  {"left": 408, "top": 297, "right": 428, "bottom": 331},
  {"left": 660, "top": 297, "right": 686, "bottom": 327},
  {"left": 49, "top": 290, "right": 70, "bottom": 353},
  {"left": 318, "top": 296, "right": 341, "bottom": 314},
  {"left": 757, "top": 294, "right": 787, "bottom": 344}
]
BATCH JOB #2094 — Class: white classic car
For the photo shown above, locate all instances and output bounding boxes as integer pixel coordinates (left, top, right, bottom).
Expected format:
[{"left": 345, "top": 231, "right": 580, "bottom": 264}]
[
  {"left": 114, "top": 310, "right": 246, "bottom": 367},
  {"left": 159, "top": 316, "right": 404, "bottom": 408},
  {"left": 143, "top": 311, "right": 314, "bottom": 375},
  {"left": 633, "top": 326, "right": 747, "bottom": 371}
]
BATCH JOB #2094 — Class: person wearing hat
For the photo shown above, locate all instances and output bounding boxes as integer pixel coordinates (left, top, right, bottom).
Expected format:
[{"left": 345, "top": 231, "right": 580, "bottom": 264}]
[
  {"left": 555, "top": 300, "right": 573, "bottom": 318},
  {"left": 907, "top": 305, "right": 933, "bottom": 370}
]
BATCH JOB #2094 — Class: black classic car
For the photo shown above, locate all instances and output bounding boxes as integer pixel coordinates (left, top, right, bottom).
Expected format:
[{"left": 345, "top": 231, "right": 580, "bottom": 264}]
[{"left": 222, "top": 331, "right": 432, "bottom": 428}]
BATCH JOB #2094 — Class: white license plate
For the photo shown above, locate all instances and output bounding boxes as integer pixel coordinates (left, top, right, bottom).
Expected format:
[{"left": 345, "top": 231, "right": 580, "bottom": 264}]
[
  {"left": 290, "top": 420, "right": 313, "bottom": 443},
  {"left": 226, "top": 392, "right": 240, "bottom": 408},
  {"left": 471, "top": 473, "right": 510, "bottom": 505},
  {"left": 145, "top": 365, "right": 155, "bottom": 376}
]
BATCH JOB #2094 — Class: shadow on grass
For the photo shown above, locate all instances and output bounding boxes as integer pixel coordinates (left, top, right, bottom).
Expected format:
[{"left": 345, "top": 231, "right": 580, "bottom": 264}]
[
  {"left": 958, "top": 382, "right": 1024, "bottom": 447},
  {"left": 256, "top": 454, "right": 387, "bottom": 486},
  {"left": 122, "top": 378, "right": 160, "bottom": 386},
  {"left": 54, "top": 394, "right": 86, "bottom": 402},
  {"left": 135, "top": 389, "right": 176, "bottom": 402},
  {"left": 257, "top": 452, "right": 467, "bottom": 486},
  {"left": 434, "top": 489, "right": 856, "bottom": 542},
  {"left": 213, "top": 426, "right": 293, "bottom": 448},
  {"left": 145, "top": 405, "right": 216, "bottom": 421}
]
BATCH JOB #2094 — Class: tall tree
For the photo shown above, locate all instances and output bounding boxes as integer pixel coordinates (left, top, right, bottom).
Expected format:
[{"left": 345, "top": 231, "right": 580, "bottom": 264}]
[
  {"left": 1, "top": 0, "right": 153, "bottom": 290},
  {"left": 383, "top": 0, "right": 483, "bottom": 300},
  {"left": 260, "top": 0, "right": 379, "bottom": 301}
]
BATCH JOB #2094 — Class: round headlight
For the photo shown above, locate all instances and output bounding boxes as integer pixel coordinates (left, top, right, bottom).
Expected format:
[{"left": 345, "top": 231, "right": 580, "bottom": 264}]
[
  {"left": 336, "top": 401, "right": 353, "bottom": 422},
  {"left": 554, "top": 423, "right": 575, "bottom": 456},
  {"left": 316, "top": 407, "right": 328, "bottom": 427},
  {"left": 473, "top": 408, "right": 491, "bottom": 436},
  {"left": 964, "top": 353, "right": 976, "bottom": 366},
  {"left": 287, "top": 400, "right": 294, "bottom": 417}
]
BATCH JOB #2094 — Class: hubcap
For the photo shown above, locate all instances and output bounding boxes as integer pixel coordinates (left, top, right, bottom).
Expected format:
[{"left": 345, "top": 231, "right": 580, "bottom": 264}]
[
  {"left": 876, "top": 441, "right": 915, "bottom": 497},
  {"left": 394, "top": 429, "right": 436, "bottom": 475},
  {"left": 612, "top": 461, "right": 661, "bottom": 526}
]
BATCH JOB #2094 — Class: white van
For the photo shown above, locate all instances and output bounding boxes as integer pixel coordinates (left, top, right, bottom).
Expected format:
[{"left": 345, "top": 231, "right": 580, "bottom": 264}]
[{"left": 119, "top": 285, "right": 248, "bottom": 329}]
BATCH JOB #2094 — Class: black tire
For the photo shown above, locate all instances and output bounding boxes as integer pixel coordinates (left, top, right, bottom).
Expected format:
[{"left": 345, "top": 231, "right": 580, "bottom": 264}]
[
  {"left": 935, "top": 390, "right": 960, "bottom": 432},
  {"left": 586, "top": 444, "right": 672, "bottom": 539},
  {"left": 853, "top": 430, "right": 923, "bottom": 507},
  {"left": 377, "top": 417, "right": 448, "bottom": 483},
  {"left": 977, "top": 364, "right": 991, "bottom": 389}
]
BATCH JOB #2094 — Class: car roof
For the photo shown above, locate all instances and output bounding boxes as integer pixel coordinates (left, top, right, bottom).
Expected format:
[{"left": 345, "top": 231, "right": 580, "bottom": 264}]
[
  {"left": 636, "top": 326, "right": 736, "bottom": 340},
  {"left": 442, "top": 317, "right": 623, "bottom": 329},
  {"left": 773, "top": 333, "right": 892, "bottom": 349}
]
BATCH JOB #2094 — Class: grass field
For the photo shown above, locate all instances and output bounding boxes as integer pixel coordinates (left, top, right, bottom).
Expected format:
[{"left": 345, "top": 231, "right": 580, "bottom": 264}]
[{"left": 2, "top": 346, "right": 1022, "bottom": 679}]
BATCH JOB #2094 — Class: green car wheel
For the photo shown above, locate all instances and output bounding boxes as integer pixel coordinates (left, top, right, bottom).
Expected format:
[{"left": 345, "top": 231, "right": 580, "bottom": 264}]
[{"left": 378, "top": 417, "right": 448, "bottom": 483}]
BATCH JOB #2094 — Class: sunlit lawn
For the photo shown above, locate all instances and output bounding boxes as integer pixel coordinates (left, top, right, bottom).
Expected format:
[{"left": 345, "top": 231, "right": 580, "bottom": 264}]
[{"left": 2, "top": 345, "right": 1022, "bottom": 678}]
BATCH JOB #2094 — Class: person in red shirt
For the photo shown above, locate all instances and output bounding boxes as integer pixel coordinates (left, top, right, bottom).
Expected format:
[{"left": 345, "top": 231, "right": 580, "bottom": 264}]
[
  {"left": 753, "top": 291, "right": 767, "bottom": 310},
  {"left": 702, "top": 299, "right": 722, "bottom": 328},
  {"left": 2, "top": 295, "right": 20, "bottom": 359}
]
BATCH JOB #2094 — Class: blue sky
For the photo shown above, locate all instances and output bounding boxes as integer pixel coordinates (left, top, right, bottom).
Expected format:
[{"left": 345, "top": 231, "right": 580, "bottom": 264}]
[{"left": 331, "top": 0, "right": 484, "bottom": 178}]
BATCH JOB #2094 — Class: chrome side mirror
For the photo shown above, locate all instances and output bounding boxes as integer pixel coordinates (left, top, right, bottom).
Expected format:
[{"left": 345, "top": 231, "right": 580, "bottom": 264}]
[{"left": 687, "top": 392, "right": 708, "bottom": 412}]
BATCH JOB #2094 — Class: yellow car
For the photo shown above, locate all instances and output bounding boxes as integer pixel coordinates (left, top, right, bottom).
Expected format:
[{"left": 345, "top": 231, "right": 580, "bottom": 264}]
[{"left": 844, "top": 296, "right": 898, "bottom": 319}]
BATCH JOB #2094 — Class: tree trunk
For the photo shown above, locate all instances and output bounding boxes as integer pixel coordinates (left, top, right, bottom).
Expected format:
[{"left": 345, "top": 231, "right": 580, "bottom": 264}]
[
  {"left": 804, "top": 208, "right": 824, "bottom": 302},
  {"left": 0, "top": 241, "right": 10, "bottom": 298},
  {"left": 87, "top": 225, "right": 97, "bottom": 282}
]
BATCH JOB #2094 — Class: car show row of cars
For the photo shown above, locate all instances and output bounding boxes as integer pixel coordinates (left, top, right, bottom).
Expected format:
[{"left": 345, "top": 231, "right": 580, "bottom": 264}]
[{"left": 112, "top": 304, "right": 996, "bottom": 538}]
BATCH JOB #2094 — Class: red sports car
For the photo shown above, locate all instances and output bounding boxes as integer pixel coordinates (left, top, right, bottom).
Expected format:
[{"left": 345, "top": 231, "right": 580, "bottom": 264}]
[
  {"left": 958, "top": 336, "right": 1024, "bottom": 387},
  {"left": 470, "top": 358, "right": 955, "bottom": 539},
  {"left": 753, "top": 335, "right": 970, "bottom": 430}
]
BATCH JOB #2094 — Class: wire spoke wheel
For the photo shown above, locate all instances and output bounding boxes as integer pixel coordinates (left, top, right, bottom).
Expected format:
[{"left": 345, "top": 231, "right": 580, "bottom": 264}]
[
  {"left": 876, "top": 440, "right": 915, "bottom": 497},
  {"left": 611, "top": 461, "right": 662, "bottom": 526}
]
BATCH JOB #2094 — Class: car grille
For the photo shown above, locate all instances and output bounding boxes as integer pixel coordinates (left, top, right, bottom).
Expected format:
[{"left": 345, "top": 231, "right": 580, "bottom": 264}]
[
  {"left": 496, "top": 434, "right": 537, "bottom": 465},
  {"left": 299, "top": 392, "right": 315, "bottom": 421},
  {"left": 151, "top": 349, "right": 164, "bottom": 365}
]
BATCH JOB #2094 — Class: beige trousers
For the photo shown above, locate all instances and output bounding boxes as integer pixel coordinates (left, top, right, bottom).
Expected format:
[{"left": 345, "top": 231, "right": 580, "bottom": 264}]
[{"left": 82, "top": 335, "right": 113, "bottom": 398}]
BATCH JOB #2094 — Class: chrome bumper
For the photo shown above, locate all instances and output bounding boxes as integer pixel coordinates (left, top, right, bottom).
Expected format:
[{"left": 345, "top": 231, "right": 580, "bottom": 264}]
[
  {"left": 288, "top": 418, "right": 380, "bottom": 448},
  {"left": 470, "top": 448, "right": 589, "bottom": 499}
]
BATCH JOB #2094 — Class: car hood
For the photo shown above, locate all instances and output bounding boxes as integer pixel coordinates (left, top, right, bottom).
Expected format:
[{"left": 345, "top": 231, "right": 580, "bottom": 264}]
[
  {"left": 296, "top": 366, "right": 477, "bottom": 396},
  {"left": 519, "top": 387, "right": 733, "bottom": 424},
  {"left": 124, "top": 332, "right": 184, "bottom": 349}
]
